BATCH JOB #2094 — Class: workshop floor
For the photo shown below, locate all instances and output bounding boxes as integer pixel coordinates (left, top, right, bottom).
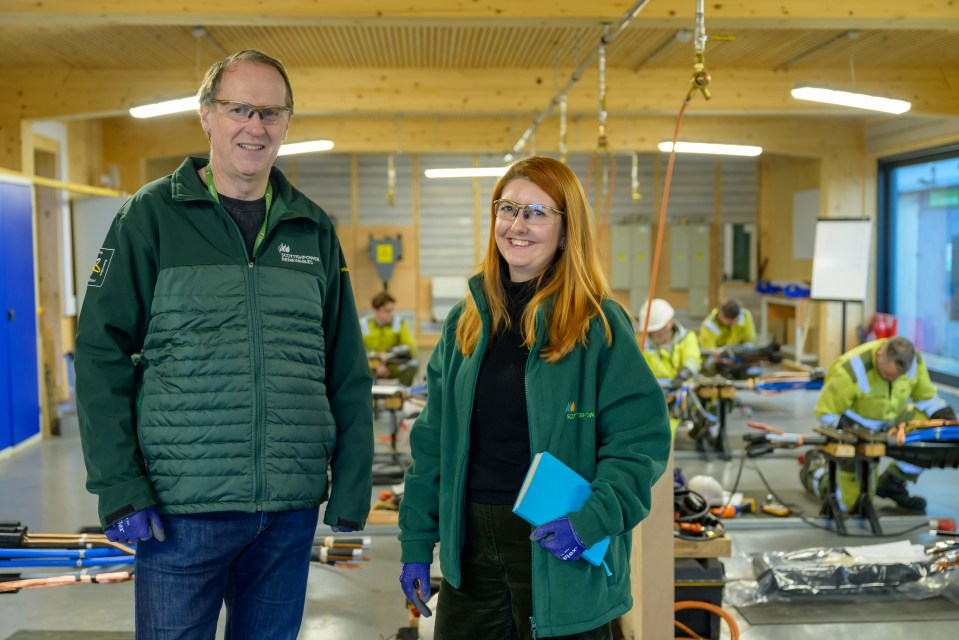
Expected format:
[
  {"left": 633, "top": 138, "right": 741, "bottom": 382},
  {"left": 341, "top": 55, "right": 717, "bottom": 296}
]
[{"left": 1, "top": 377, "right": 958, "bottom": 639}]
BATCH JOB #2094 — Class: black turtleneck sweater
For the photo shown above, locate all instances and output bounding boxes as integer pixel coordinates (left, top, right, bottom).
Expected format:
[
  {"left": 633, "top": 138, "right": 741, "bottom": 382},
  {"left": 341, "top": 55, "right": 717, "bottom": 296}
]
[
  {"left": 467, "top": 275, "right": 537, "bottom": 504},
  {"left": 218, "top": 191, "right": 267, "bottom": 259}
]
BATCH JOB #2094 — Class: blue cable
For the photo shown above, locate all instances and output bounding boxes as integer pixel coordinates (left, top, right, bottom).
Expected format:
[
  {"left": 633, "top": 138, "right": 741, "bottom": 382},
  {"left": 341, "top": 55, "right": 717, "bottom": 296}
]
[
  {"left": 904, "top": 427, "right": 959, "bottom": 442},
  {"left": 0, "top": 548, "right": 129, "bottom": 559},
  {"left": 0, "top": 556, "right": 135, "bottom": 569},
  {"left": 754, "top": 380, "right": 823, "bottom": 392}
]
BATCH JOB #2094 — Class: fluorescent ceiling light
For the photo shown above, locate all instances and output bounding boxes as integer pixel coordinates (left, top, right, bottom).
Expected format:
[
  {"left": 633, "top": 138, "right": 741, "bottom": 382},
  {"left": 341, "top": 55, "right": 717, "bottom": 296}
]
[
  {"left": 424, "top": 167, "right": 509, "bottom": 179},
  {"left": 277, "top": 140, "right": 335, "bottom": 156},
  {"left": 791, "top": 85, "right": 911, "bottom": 114},
  {"left": 658, "top": 141, "right": 763, "bottom": 157},
  {"left": 129, "top": 96, "right": 199, "bottom": 118}
]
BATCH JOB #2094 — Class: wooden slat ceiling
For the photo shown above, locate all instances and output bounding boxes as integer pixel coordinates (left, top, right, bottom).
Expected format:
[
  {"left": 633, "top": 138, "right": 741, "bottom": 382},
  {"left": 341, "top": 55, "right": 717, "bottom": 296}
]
[{"left": 1, "top": 24, "right": 957, "bottom": 71}]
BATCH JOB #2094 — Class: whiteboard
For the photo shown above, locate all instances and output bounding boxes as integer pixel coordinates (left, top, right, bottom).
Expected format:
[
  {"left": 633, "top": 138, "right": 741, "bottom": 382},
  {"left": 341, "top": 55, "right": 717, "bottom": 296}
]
[
  {"left": 72, "top": 196, "right": 127, "bottom": 314},
  {"left": 810, "top": 218, "right": 871, "bottom": 302}
]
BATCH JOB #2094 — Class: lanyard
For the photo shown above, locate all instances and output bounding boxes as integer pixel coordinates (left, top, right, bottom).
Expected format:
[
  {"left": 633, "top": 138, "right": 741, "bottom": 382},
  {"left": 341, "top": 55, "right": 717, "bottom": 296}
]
[{"left": 205, "top": 164, "right": 273, "bottom": 256}]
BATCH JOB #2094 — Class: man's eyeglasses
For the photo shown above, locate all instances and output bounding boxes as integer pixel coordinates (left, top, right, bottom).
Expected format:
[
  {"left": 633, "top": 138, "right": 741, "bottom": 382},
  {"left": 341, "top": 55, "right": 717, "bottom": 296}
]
[
  {"left": 211, "top": 100, "right": 292, "bottom": 125},
  {"left": 493, "top": 199, "right": 564, "bottom": 225}
]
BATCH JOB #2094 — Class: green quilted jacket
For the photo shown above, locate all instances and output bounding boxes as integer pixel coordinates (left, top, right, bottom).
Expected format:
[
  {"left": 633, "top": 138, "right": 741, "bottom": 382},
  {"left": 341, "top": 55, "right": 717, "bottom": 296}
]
[{"left": 76, "top": 157, "right": 373, "bottom": 528}]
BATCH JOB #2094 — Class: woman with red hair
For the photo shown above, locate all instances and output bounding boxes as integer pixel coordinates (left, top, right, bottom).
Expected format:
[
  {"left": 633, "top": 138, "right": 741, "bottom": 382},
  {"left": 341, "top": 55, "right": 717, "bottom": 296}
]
[{"left": 399, "top": 156, "right": 670, "bottom": 639}]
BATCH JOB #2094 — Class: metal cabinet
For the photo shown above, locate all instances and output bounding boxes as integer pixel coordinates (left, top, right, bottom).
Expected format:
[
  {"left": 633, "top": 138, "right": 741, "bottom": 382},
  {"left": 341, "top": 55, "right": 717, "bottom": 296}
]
[
  {"left": 610, "top": 223, "right": 652, "bottom": 313},
  {"left": 0, "top": 178, "right": 40, "bottom": 451}
]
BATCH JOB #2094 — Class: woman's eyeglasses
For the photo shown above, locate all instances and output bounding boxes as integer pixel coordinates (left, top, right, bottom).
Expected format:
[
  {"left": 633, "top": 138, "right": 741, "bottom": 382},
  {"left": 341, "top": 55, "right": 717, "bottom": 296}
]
[
  {"left": 211, "top": 100, "right": 292, "bottom": 125},
  {"left": 493, "top": 199, "right": 564, "bottom": 225}
]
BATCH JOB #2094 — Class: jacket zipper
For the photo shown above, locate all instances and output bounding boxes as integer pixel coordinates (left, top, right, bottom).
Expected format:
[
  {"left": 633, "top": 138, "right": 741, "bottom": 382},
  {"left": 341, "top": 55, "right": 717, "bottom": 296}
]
[
  {"left": 218, "top": 201, "right": 267, "bottom": 511},
  {"left": 247, "top": 260, "right": 265, "bottom": 510}
]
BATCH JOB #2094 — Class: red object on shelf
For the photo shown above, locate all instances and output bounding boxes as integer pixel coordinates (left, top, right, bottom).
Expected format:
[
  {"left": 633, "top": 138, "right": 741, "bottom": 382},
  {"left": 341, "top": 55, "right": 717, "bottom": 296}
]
[{"left": 867, "top": 313, "right": 898, "bottom": 340}]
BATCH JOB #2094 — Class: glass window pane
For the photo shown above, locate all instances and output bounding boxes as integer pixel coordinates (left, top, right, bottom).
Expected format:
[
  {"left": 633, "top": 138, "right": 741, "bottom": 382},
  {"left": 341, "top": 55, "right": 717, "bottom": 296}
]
[{"left": 888, "top": 154, "right": 959, "bottom": 376}]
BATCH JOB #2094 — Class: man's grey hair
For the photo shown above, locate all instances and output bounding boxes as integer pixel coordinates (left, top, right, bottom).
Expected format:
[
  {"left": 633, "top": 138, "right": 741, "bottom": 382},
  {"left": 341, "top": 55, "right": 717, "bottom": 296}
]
[
  {"left": 882, "top": 336, "right": 915, "bottom": 374},
  {"left": 196, "top": 49, "right": 294, "bottom": 111}
]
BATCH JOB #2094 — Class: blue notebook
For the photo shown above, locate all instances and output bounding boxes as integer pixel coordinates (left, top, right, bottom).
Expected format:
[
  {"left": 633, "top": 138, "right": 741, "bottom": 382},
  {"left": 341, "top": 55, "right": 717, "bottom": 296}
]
[{"left": 513, "top": 451, "right": 610, "bottom": 567}]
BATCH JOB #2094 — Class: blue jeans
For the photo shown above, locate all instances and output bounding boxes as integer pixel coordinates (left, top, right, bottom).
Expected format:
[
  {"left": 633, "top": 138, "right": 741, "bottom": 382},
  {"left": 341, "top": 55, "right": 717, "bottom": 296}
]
[{"left": 135, "top": 507, "right": 319, "bottom": 640}]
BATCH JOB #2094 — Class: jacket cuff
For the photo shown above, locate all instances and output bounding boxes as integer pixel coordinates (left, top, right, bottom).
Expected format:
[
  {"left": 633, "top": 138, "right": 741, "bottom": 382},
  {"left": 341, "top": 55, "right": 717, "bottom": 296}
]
[
  {"left": 96, "top": 476, "right": 156, "bottom": 527},
  {"left": 323, "top": 510, "right": 367, "bottom": 531},
  {"left": 400, "top": 540, "right": 435, "bottom": 564},
  {"left": 567, "top": 509, "right": 608, "bottom": 549}
]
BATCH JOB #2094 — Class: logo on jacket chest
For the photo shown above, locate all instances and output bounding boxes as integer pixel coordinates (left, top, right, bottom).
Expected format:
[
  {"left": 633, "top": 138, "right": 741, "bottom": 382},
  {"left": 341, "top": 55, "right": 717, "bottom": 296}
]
[
  {"left": 565, "top": 401, "right": 595, "bottom": 420},
  {"left": 277, "top": 243, "right": 319, "bottom": 265}
]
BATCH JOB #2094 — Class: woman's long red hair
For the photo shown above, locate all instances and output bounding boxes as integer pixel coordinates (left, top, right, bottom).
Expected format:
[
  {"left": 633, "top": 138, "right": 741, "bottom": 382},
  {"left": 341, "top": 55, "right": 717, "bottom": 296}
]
[{"left": 456, "top": 156, "right": 618, "bottom": 362}]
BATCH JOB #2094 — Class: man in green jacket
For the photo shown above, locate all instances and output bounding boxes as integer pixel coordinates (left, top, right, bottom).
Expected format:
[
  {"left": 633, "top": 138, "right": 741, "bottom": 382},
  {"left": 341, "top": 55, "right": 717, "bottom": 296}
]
[
  {"left": 75, "top": 50, "right": 373, "bottom": 639},
  {"left": 801, "top": 336, "right": 955, "bottom": 512}
]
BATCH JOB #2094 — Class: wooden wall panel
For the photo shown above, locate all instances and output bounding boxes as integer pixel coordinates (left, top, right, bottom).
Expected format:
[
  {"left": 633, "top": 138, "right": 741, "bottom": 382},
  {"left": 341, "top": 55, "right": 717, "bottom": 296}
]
[
  {"left": 66, "top": 120, "right": 104, "bottom": 190},
  {"left": 0, "top": 121, "right": 23, "bottom": 173},
  {"left": 758, "top": 154, "right": 819, "bottom": 284},
  {"left": 352, "top": 224, "right": 418, "bottom": 318}
]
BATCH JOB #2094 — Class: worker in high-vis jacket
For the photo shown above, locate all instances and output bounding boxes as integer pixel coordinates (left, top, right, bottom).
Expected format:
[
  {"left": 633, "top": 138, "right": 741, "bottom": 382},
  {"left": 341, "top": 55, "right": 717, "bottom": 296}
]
[
  {"left": 361, "top": 291, "right": 419, "bottom": 386},
  {"left": 699, "top": 298, "right": 756, "bottom": 350},
  {"left": 801, "top": 336, "right": 956, "bottom": 512},
  {"left": 639, "top": 298, "right": 702, "bottom": 390}
]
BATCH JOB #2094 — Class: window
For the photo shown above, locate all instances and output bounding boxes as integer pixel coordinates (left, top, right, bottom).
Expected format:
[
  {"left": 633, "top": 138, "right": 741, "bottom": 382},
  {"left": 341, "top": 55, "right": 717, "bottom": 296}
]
[{"left": 879, "top": 145, "right": 959, "bottom": 380}]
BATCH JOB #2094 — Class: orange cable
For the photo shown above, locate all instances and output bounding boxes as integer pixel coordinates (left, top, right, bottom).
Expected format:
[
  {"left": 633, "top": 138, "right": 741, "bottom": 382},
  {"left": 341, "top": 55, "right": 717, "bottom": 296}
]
[
  {"left": 674, "top": 600, "right": 740, "bottom": 640},
  {"left": 640, "top": 99, "right": 689, "bottom": 349},
  {"left": 673, "top": 619, "right": 702, "bottom": 639}
]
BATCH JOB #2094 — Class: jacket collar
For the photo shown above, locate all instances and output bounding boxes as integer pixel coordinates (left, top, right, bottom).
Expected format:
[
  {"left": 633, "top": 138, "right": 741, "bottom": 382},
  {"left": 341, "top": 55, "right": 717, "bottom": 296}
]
[
  {"left": 170, "top": 156, "right": 322, "bottom": 225},
  {"left": 468, "top": 272, "right": 552, "bottom": 344}
]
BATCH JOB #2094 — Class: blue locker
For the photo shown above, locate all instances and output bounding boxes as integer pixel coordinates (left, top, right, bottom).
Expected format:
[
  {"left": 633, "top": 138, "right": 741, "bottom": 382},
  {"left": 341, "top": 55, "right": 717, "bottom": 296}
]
[
  {"left": 0, "top": 178, "right": 40, "bottom": 450},
  {"left": 0, "top": 183, "right": 8, "bottom": 450}
]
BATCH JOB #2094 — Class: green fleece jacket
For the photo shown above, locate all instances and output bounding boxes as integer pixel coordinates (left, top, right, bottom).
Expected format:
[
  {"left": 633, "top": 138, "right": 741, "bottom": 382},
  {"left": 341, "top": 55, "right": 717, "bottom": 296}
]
[
  {"left": 76, "top": 157, "right": 373, "bottom": 528},
  {"left": 399, "top": 275, "right": 671, "bottom": 637}
]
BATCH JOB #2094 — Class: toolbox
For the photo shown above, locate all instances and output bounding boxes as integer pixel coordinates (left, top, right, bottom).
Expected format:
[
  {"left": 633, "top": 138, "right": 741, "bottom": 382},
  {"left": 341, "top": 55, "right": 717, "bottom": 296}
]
[{"left": 675, "top": 557, "right": 725, "bottom": 640}]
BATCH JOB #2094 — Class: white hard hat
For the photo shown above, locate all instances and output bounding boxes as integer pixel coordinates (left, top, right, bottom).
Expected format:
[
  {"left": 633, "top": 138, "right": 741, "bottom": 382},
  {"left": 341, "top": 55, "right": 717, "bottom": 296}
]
[{"left": 638, "top": 298, "right": 674, "bottom": 333}]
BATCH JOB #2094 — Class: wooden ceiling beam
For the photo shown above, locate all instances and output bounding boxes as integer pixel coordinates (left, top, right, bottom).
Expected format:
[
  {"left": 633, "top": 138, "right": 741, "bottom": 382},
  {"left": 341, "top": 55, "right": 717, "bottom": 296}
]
[
  {"left": 3, "top": 66, "right": 956, "bottom": 121},
  {"left": 103, "top": 112, "right": 862, "bottom": 191},
  {"left": 2, "top": 1, "right": 958, "bottom": 30}
]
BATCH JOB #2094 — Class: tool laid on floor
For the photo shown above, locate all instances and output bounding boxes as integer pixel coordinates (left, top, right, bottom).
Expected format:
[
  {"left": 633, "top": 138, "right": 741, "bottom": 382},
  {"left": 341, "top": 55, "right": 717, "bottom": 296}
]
[
  {"left": 710, "top": 498, "right": 756, "bottom": 519},
  {"left": 761, "top": 496, "right": 791, "bottom": 517},
  {"left": 0, "top": 521, "right": 135, "bottom": 593}
]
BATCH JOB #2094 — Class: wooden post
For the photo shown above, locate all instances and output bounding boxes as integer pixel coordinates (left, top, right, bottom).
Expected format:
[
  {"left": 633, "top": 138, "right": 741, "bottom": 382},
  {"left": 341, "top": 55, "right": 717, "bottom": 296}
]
[{"left": 616, "top": 451, "right": 674, "bottom": 638}]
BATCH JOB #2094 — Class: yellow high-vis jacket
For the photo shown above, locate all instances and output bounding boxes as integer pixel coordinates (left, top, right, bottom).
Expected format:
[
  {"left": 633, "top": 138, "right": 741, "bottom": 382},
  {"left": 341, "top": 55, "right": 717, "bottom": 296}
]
[
  {"left": 642, "top": 322, "right": 702, "bottom": 380},
  {"left": 360, "top": 315, "right": 418, "bottom": 357},
  {"left": 699, "top": 307, "right": 756, "bottom": 350},
  {"left": 814, "top": 339, "right": 946, "bottom": 429}
]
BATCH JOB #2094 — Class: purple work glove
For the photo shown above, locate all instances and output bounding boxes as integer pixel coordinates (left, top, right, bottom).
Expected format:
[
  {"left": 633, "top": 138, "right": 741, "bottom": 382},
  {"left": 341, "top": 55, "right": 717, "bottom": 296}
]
[
  {"left": 399, "top": 562, "right": 432, "bottom": 617},
  {"left": 104, "top": 507, "right": 165, "bottom": 545},
  {"left": 530, "top": 516, "right": 586, "bottom": 561}
]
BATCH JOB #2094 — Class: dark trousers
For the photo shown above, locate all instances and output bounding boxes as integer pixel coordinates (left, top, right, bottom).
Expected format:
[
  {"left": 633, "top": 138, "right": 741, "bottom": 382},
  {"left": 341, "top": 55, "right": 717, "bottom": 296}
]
[{"left": 434, "top": 503, "right": 612, "bottom": 640}]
